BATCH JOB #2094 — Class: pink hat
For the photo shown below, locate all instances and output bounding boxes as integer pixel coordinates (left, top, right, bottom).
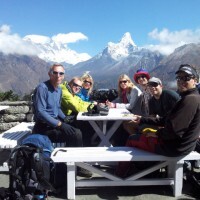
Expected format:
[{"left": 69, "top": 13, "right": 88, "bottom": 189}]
[{"left": 133, "top": 68, "right": 150, "bottom": 83}]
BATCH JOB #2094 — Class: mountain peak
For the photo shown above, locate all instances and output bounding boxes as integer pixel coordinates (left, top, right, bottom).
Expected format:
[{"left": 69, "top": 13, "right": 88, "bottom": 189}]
[
  {"left": 120, "top": 32, "right": 136, "bottom": 47},
  {"left": 105, "top": 32, "right": 138, "bottom": 61},
  {"left": 23, "top": 35, "right": 91, "bottom": 65}
]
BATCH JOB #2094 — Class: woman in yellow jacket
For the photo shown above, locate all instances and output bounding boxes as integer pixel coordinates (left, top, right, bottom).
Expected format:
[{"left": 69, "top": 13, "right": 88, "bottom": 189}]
[
  {"left": 60, "top": 77, "right": 93, "bottom": 116},
  {"left": 60, "top": 77, "right": 96, "bottom": 146}
]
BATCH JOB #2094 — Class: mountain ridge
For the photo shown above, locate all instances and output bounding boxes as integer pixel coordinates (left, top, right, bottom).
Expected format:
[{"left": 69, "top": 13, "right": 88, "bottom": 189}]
[{"left": 0, "top": 33, "right": 200, "bottom": 95}]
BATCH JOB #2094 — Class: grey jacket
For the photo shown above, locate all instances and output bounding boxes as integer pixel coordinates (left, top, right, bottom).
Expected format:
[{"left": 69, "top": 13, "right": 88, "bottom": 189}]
[{"left": 112, "top": 86, "right": 142, "bottom": 111}]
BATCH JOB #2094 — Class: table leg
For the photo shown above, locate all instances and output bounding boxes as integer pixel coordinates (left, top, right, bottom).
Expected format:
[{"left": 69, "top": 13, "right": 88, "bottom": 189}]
[
  {"left": 99, "top": 121, "right": 122, "bottom": 146},
  {"left": 89, "top": 121, "right": 110, "bottom": 146}
]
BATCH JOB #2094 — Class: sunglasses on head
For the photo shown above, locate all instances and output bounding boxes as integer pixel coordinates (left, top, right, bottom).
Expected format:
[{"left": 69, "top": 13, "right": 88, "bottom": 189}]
[
  {"left": 176, "top": 76, "right": 194, "bottom": 82},
  {"left": 51, "top": 71, "right": 65, "bottom": 76},
  {"left": 72, "top": 82, "right": 82, "bottom": 90},
  {"left": 84, "top": 80, "right": 92, "bottom": 85},
  {"left": 148, "top": 82, "right": 159, "bottom": 87},
  {"left": 120, "top": 80, "right": 128, "bottom": 84},
  {"left": 137, "top": 75, "right": 146, "bottom": 80}
]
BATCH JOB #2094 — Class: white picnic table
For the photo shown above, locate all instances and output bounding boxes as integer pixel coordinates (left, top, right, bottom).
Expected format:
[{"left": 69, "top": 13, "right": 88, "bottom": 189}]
[{"left": 77, "top": 108, "right": 135, "bottom": 147}]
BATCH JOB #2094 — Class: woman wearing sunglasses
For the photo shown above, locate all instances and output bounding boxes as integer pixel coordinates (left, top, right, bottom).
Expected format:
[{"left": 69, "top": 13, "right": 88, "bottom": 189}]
[
  {"left": 106, "top": 74, "right": 142, "bottom": 146},
  {"left": 60, "top": 77, "right": 93, "bottom": 116},
  {"left": 106, "top": 74, "right": 142, "bottom": 112},
  {"left": 76, "top": 72, "right": 94, "bottom": 102}
]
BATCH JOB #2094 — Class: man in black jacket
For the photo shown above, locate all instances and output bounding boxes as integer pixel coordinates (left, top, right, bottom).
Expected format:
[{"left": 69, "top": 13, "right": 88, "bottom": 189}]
[{"left": 148, "top": 77, "right": 180, "bottom": 118}]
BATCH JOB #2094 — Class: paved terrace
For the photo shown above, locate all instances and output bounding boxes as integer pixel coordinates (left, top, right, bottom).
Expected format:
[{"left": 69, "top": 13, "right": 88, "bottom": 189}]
[
  {"left": 0, "top": 173, "right": 197, "bottom": 200},
  {"left": 0, "top": 165, "right": 198, "bottom": 200}
]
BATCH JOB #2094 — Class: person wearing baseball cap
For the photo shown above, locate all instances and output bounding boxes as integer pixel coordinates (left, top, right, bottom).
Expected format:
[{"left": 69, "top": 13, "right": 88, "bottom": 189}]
[
  {"left": 175, "top": 64, "right": 199, "bottom": 79},
  {"left": 147, "top": 77, "right": 180, "bottom": 118},
  {"left": 148, "top": 77, "right": 162, "bottom": 85}
]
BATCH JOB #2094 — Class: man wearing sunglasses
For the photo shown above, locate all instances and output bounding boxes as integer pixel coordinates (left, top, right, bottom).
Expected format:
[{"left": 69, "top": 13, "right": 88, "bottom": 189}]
[
  {"left": 116, "top": 64, "right": 200, "bottom": 177},
  {"left": 147, "top": 77, "right": 180, "bottom": 118},
  {"left": 33, "top": 64, "right": 92, "bottom": 178}
]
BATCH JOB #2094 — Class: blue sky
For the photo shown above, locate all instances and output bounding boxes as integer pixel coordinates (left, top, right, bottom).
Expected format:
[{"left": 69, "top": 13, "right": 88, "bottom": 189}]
[{"left": 0, "top": 0, "right": 200, "bottom": 57}]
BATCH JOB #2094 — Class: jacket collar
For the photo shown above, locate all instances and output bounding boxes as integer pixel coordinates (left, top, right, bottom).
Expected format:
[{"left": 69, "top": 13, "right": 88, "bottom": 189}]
[{"left": 180, "top": 88, "right": 199, "bottom": 97}]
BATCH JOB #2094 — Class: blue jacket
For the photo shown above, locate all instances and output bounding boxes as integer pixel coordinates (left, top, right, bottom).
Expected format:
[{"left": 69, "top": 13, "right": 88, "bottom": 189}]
[
  {"left": 33, "top": 80, "right": 66, "bottom": 127},
  {"left": 76, "top": 88, "right": 90, "bottom": 102}
]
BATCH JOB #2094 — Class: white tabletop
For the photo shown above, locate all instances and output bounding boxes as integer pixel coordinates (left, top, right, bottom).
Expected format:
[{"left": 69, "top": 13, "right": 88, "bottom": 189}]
[
  {"left": 0, "top": 106, "right": 9, "bottom": 111},
  {"left": 77, "top": 108, "right": 136, "bottom": 121}
]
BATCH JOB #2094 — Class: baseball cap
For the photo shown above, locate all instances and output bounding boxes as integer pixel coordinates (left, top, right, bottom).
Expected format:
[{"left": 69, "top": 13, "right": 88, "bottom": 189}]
[
  {"left": 133, "top": 68, "right": 150, "bottom": 83},
  {"left": 148, "top": 77, "right": 162, "bottom": 85},
  {"left": 175, "top": 64, "right": 198, "bottom": 77}
]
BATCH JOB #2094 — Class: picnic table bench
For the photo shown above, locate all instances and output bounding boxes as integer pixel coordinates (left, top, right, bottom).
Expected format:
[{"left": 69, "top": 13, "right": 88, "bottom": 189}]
[
  {"left": 0, "top": 122, "right": 34, "bottom": 171},
  {"left": 51, "top": 147, "right": 200, "bottom": 200}
]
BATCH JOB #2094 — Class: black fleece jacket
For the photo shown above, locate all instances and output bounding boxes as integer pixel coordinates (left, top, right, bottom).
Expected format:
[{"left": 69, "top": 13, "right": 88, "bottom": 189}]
[{"left": 140, "top": 88, "right": 200, "bottom": 157}]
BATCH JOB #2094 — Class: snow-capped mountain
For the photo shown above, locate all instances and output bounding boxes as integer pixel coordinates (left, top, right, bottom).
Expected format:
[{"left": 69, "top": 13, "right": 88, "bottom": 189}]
[
  {"left": 105, "top": 32, "right": 138, "bottom": 61},
  {"left": 23, "top": 35, "right": 91, "bottom": 65},
  {"left": 68, "top": 32, "right": 164, "bottom": 87}
]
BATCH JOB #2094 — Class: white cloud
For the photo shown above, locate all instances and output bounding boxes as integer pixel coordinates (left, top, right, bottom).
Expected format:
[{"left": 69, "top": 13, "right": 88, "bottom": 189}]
[
  {"left": 0, "top": 24, "right": 10, "bottom": 34},
  {"left": 22, "top": 32, "right": 91, "bottom": 64},
  {"left": 52, "top": 32, "right": 88, "bottom": 44},
  {"left": 145, "top": 28, "right": 200, "bottom": 55},
  {"left": 23, "top": 35, "right": 51, "bottom": 44},
  {"left": 0, "top": 25, "right": 90, "bottom": 63},
  {"left": 0, "top": 24, "right": 39, "bottom": 55}
]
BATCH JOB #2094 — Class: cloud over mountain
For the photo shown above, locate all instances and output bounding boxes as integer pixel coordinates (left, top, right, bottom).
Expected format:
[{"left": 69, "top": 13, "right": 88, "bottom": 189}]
[
  {"left": 24, "top": 33, "right": 91, "bottom": 65},
  {"left": 0, "top": 25, "right": 39, "bottom": 55},
  {"left": 146, "top": 28, "right": 200, "bottom": 55},
  {"left": 0, "top": 25, "right": 91, "bottom": 65}
]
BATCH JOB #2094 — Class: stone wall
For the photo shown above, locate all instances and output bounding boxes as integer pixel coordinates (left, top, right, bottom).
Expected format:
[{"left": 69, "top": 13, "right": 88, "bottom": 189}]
[{"left": 0, "top": 101, "right": 33, "bottom": 133}]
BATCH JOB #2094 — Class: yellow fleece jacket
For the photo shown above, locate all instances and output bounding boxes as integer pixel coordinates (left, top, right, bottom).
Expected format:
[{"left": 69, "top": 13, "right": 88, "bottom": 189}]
[{"left": 60, "top": 81, "right": 91, "bottom": 115}]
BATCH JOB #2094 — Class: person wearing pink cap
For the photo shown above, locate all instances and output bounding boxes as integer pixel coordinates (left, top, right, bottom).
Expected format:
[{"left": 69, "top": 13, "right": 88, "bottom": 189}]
[
  {"left": 123, "top": 68, "right": 152, "bottom": 135},
  {"left": 133, "top": 68, "right": 151, "bottom": 116}
]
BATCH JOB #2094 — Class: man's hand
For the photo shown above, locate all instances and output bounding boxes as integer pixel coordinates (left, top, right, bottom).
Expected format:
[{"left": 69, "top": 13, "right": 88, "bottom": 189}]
[
  {"left": 106, "top": 100, "right": 116, "bottom": 108},
  {"left": 59, "top": 122, "right": 75, "bottom": 134},
  {"left": 131, "top": 115, "right": 141, "bottom": 124}
]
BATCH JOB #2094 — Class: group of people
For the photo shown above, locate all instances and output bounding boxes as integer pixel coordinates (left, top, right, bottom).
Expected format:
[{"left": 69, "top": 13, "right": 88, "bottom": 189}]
[{"left": 32, "top": 62, "right": 200, "bottom": 178}]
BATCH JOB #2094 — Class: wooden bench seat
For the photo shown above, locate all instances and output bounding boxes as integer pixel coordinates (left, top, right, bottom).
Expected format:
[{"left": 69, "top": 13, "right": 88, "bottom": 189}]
[
  {"left": 0, "top": 121, "right": 65, "bottom": 171},
  {"left": 0, "top": 122, "right": 34, "bottom": 171},
  {"left": 51, "top": 147, "right": 200, "bottom": 199},
  {"left": 0, "top": 122, "right": 34, "bottom": 149}
]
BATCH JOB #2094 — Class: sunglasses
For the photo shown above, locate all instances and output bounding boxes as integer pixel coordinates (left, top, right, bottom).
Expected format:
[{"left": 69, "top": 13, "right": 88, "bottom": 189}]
[
  {"left": 137, "top": 75, "right": 146, "bottom": 80},
  {"left": 120, "top": 80, "right": 128, "bottom": 84},
  {"left": 84, "top": 80, "right": 92, "bottom": 85},
  {"left": 72, "top": 82, "right": 82, "bottom": 90},
  {"left": 148, "top": 82, "right": 159, "bottom": 87},
  {"left": 51, "top": 71, "right": 65, "bottom": 76},
  {"left": 176, "top": 76, "right": 194, "bottom": 82}
]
